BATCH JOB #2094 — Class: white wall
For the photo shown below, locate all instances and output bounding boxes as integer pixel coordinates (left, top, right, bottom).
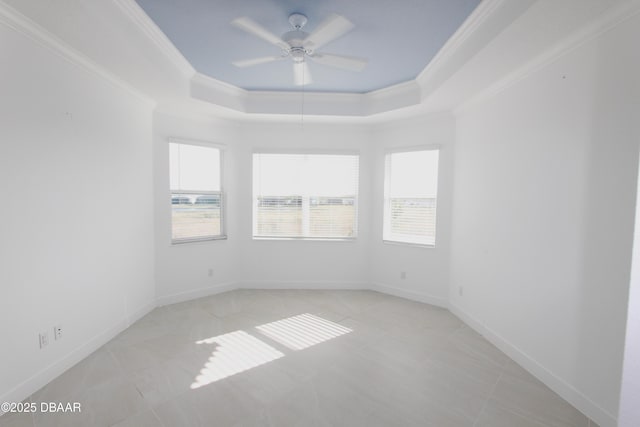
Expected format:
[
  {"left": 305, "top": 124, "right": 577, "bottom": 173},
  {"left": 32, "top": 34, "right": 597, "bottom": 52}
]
[
  {"left": 152, "top": 119, "right": 375, "bottom": 295},
  {"left": 449, "top": 13, "right": 640, "bottom": 427},
  {"left": 153, "top": 113, "right": 457, "bottom": 304},
  {"left": 235, "top": 121, "right": 372, "bottom": 289},
  {"left": 369, "top": 114, "right": 456, "bottom": 306},
  {"left": 0, "top": 22, "right": 155, "bottom": 406},
  {"left": 153, "top": 111, "right": 240, "bottom": 305},
  {"left": 619, "top": 153, "right": 640, "bottom": 426}
]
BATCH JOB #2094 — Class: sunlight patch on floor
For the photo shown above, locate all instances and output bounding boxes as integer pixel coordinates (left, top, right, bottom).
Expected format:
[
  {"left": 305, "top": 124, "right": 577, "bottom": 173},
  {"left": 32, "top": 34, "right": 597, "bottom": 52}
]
[
  {"left": 191, "top": 330, "right": 284, "bottom": 389},
  {"left": 256, "top": 313, "right": 352, "bottom": 351},
  {"left": 190, "top": 314, "right": 352, "bottom": 389}
]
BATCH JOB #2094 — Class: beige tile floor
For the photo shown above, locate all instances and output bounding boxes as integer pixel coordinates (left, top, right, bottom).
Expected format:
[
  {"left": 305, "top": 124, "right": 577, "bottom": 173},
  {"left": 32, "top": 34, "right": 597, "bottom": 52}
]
[{"left": 1, "top": 289, "right": 600, "bottom": 427}]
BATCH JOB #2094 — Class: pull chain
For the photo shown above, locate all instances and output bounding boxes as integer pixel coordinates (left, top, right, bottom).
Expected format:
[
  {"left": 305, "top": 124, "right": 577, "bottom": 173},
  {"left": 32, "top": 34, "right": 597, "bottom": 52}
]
[{"left": 301, "top": 63, "right": 305, "bottom": 131}]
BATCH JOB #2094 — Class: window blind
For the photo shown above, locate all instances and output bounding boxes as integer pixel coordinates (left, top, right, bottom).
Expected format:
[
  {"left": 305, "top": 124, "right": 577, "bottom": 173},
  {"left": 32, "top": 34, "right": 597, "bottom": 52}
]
[
  {"left": 253, "top": 153, "right": 359, "bottom": 239},
  {"left": 383, "top": 149, "right": 439, "bottom": 246},
  {"left": 170, "top": 142, "right": 224, "bottom": 242}
]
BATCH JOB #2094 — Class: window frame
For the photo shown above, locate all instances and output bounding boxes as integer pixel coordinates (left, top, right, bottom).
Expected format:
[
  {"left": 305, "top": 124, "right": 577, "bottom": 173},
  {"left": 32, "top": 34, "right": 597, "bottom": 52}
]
[
  {"left": 383, "top": 145, "right": 440, "bottom": 248},
  {"left": 169, "top": 138, "right": 227, "bottom": 245},
  {"left": 252, "top": 149, "right": 360, "bottom": 241}
]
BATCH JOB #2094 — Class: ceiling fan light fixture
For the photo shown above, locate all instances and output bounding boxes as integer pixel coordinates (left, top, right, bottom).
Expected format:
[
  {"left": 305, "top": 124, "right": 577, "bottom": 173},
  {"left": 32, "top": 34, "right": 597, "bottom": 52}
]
[{"left": 290, "top": 47, "right": 306, "bottom": 63}]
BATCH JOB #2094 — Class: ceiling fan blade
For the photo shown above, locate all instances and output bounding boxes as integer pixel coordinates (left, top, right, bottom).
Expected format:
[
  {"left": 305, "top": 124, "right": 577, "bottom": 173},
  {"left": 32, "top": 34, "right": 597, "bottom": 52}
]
[
  {"left": 308, "top": 53, "right": 367, "bottom": 72},
  {"left": 231, "top": 17, "right": 289, "bottom": 49},
  {"left": 293, "top": 61, "right": 313, "bottom": 86},
  {"left": 232, "top": 55, "right": 286, "bottom": 68},
  {"left": 305, "top": 14, "right": 354, "bottom": 50}
]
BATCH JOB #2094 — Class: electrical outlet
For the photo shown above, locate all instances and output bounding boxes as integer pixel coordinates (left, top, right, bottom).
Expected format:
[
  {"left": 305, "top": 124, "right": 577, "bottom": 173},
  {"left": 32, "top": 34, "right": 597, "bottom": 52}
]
[
  {"left": 54, "top": 325, "right": 62, "bottom": 341},
  {"left": 459, "top": 287, "right": 464, "bottom": 297},
  {"left": 400, "top": 271, "right": 407, "bottom": 280},
  {"left": 208, "top": 268, "right": 214, "bottom": 277},
  {"left": 39, "top": 332, "right": 49, "bottom": 349}
]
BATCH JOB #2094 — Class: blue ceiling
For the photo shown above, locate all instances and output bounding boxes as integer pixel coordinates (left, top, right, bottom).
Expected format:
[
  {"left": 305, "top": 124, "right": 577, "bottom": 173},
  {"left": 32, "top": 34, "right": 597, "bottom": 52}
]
[{"left": 134, "top": 0, "right": 481, "bottom": 93}]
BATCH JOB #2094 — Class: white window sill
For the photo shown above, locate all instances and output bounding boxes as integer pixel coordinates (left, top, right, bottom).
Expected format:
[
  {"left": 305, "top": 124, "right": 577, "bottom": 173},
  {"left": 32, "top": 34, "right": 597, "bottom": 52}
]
[
  {"left": 383, "top": 239, "right": 435, "bottom": 249},
  {"left": 171, "top": 235, "right": 228, "bottom": 245},
  {"left": 252, "top": 237, "right": 357, "bottom": 242}
]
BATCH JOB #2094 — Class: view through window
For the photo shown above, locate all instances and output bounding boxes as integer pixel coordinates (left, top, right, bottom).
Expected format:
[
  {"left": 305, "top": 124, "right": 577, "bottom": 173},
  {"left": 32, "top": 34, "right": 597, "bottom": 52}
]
[
  {"left": 383, "top": 148, "right": 439, "bottom": 246},
  {"left": 253, "top": 153, "right": 359, "bottom": 239},
  {"left": 170, "top": 142, "right": 224, "bottom": 243}
]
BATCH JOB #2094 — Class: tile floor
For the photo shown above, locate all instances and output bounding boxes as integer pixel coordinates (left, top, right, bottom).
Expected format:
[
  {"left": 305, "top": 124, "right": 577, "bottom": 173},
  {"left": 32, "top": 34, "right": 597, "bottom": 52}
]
[{"left": 1, "top": 289, "right": 599, "bottom": 427}]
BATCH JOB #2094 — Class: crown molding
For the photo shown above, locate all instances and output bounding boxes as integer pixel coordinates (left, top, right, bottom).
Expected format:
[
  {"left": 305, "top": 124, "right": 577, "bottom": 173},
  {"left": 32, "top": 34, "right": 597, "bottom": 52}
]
[
  {"left": 453, "top": 0, "right": 640, "bottom": 116},
  {"left": 243, "top": 80, "right": 423, "bottom": 117},
  {"left": 179, "top": 0, "right": 523, "bottom": 117},
  {"left": 416, "top": 0, "right": 536, "bottom": 100},
  {"left": 191, "top": 72, "right": 248, "bottom": 97},
  {"left": 190, "top": 72, "right": 249, "bottom": 112},
  {"left": 416, "top": 0, "right": 506, "bottom": 82},
  {"left": 113, "top": 0, "right": 195, "bottom": 78},
  {"left": 364, "top": 80, "right": 422, "bottom": 116},
  {"left": 246, "top": 90, "right": 365, "bottom": 116},
  {"left": 190, "top": 71, "right": 424, "bottom": 117},
  {"left": 0, "top": 0, "right": 155, "bottom": 107}
]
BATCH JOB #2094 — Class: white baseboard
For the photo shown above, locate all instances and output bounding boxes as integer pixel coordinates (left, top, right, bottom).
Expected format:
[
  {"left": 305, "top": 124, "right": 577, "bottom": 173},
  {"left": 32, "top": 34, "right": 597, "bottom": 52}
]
[
  {"left": 371, "top": 282, "right": 449, "bottom": 308},
  {"left": 0, "top": 300, "right": 154, "bottom": 416},
  {"left": 156, "top": 281, "right": 237, "bottom": 306},
  {"left": 238, "top": 280, "right": 369, "bottom": 291},
  {"left": 158, "top": 281, "right": 440, "bottom": 308},
  {"left": 448, "top": 302, "right": 616, "bottom": 427},
  {"left": 156, "top": 280, "right": 369, "bottom": 308},
  {"left": 127, "top": 300, "right": 156, "bottom": 325}
]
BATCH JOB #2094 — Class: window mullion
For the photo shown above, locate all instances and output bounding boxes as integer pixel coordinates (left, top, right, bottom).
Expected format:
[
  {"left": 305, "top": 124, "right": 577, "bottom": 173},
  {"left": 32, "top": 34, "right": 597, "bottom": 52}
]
[{"left": 302, "top": 195, "right": 311, "bottom": 237}]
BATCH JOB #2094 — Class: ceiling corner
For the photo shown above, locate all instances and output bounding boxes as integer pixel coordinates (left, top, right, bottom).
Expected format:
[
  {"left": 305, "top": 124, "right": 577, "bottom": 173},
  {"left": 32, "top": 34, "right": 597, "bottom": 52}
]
[
  {"left": 113, "top": 0, "right": 195, "bottom": 78},
  {"left": 0, "top": 0, "right": 156, "bottom": 107},
  {"left": 415, "top": 0, "right": 537, "bottom": 101}
]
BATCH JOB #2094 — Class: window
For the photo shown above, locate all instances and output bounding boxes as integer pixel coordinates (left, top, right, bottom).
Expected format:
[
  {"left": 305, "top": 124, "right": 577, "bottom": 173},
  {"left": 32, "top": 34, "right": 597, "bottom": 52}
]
[
  {"left": 383, "top": 148, "right": 439, "bottom": 246},
  {"left": 170, "top": 141, "right": 225, "bottom": 243},
  {"left": 253, "top": 153, "right": 359, "bottom": 239}
]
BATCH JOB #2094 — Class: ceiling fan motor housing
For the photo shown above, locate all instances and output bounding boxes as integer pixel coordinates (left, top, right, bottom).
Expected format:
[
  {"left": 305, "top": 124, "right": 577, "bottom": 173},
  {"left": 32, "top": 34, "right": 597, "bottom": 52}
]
[
  {"left": 284, "top": 13, "right": 310, "bottom": 60},
  {"left": 288, "top": 13, "right": 307, "bottom": 29},
  {"left": 282, "top": 30, "right": 308, "bottom": 48}
]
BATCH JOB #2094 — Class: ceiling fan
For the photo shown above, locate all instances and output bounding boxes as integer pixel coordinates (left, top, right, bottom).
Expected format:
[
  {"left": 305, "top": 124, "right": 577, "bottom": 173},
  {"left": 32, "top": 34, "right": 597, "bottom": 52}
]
[{"left": 231, "top": 13, "right": 368, "bottom": 86}]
